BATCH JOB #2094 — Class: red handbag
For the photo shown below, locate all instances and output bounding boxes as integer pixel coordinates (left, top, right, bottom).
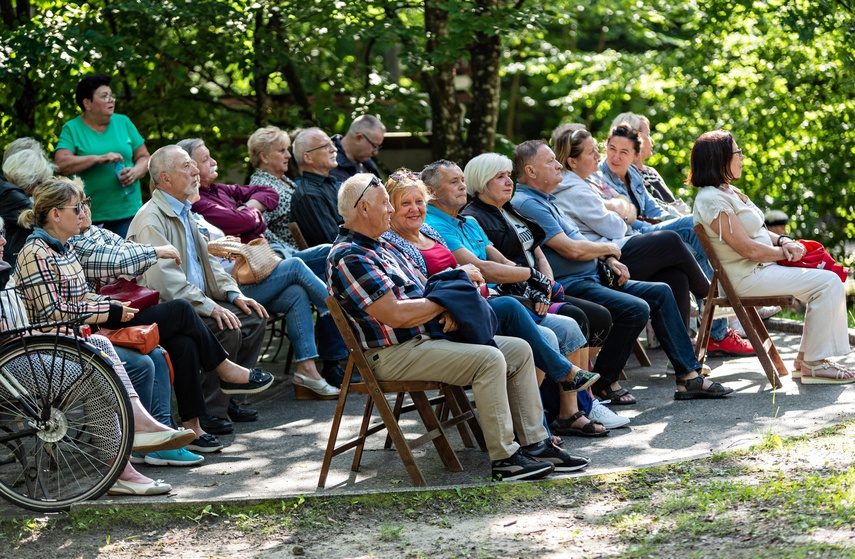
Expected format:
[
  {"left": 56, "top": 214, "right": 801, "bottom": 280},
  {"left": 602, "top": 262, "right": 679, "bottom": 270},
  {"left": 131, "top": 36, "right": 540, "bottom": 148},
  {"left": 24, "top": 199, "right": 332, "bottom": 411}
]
[
  {"left": 777, "top": 239, "right": 849, "bottom": 282},
  {"left": 98, "top": 278, "right": 160, "bottom": 310}
]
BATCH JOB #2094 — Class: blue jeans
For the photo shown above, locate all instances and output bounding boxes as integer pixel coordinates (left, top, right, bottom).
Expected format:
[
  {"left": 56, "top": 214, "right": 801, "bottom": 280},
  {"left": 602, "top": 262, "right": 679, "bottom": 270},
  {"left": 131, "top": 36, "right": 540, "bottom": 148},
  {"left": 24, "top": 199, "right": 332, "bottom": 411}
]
[
  {"left": 271, "top": 242, "right": 332, "bottom": 281},
  {"left": 114, "top": 345, "right": 173, "bottom": 427},
  {"left": 639, "top": 216, "right": 728, "bottom": 340},
  {"left": 539, "top": 313, "right": 586, "bottom": 356},
  {"left": 240, "top": 258, "right": 347, "bottom": 362},
  {"left": 488, "top": 297, "right": 573, "bottom": 384},
  {"left": 560, "top": 277, "right": 702, "bottom": 382}
]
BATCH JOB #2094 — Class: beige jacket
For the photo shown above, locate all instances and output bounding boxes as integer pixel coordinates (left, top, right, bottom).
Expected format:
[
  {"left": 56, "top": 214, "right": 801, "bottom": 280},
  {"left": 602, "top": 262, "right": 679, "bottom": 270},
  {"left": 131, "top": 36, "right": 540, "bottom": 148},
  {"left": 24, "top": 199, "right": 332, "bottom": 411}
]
[{"left": 127, "top": 189, "right": 240, "bottom": 317}]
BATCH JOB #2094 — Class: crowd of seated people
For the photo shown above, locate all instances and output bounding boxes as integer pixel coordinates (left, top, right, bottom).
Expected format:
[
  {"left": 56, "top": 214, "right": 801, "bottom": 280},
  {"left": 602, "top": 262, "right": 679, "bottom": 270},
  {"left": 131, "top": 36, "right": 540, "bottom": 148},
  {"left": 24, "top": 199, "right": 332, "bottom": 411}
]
[{"left": 2, "top": 70, "right": 851, "bottom": 491}]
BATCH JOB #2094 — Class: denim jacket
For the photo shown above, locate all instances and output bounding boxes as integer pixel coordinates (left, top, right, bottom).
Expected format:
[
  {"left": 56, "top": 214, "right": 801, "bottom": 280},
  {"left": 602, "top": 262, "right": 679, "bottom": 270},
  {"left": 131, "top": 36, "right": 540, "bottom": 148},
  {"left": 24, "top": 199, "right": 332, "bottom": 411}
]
[{"left": 598, "top": 161, "right": 664, "bottom": 230}]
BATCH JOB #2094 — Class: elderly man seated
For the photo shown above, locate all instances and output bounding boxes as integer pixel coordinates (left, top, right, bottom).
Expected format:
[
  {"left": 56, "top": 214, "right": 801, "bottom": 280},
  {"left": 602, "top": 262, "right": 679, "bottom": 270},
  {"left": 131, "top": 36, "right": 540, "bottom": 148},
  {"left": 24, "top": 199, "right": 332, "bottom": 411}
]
[
  {"left": 178, "top": 137, "right": 349, "bottom": 390},
  {"left": 329, "top": 115, "right": 385, "bottom": 184},
  {"left": 128, "top": 145, "right": 274, "bottom": 433},
  {"left": 291, "top": 127, "right": 344, "bottom": 247},
  {"left": 328, "top": 173, "right": 591, "bottom": 481}
]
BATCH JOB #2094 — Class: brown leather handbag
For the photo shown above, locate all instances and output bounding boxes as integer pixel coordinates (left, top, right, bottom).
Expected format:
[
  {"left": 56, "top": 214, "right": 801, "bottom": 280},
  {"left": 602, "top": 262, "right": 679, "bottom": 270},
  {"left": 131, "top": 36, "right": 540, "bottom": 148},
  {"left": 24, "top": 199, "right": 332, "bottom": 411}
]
[{"left": 99, "top": 323, "right": 160, "bottom": 355}]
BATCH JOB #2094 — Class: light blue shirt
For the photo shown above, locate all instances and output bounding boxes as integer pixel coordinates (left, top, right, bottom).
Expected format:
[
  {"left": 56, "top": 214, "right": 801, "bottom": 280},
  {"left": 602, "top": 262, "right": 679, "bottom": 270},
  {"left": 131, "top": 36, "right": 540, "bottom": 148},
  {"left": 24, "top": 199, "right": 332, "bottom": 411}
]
[
  {"left": 424, "top": 205, "right": 492, "bottom": 259},
  {"left": 162, "top": 191, "right": 206, "bottom": 293},
  {"left": 512, "top": 184, "right": 598, "bottom": 282}
]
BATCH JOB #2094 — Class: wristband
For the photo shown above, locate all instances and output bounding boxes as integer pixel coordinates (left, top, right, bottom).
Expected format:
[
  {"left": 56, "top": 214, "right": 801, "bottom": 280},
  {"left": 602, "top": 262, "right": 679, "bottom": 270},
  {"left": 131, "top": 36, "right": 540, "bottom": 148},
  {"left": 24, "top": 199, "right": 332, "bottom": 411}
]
[{"left": 776, "top": 235, "right": 793, "bottom": 247}]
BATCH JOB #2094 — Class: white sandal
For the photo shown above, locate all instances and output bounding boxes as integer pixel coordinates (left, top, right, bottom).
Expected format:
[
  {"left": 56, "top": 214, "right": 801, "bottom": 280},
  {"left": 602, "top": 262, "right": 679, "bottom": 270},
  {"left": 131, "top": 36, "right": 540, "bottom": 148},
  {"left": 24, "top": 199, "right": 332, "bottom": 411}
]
[
  {"left": 800, "top": 360, "right": 855, "bottom": 385},
  {"left": 792, "top": 358, "right": 803, "bottom": 379},
  {"left": 293, "top": 373, "right": 340, "bottom": 400}
]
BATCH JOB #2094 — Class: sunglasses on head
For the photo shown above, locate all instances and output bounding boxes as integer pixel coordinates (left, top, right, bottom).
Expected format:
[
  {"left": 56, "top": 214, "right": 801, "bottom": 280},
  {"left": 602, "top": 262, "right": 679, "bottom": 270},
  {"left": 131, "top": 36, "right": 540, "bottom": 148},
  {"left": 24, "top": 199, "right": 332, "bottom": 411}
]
[
  {"left": 353, "top": 176, "right": 384, "bottom": 208},
  {"left": 389, "top": 171, "right": 420, "bottom": 182}
]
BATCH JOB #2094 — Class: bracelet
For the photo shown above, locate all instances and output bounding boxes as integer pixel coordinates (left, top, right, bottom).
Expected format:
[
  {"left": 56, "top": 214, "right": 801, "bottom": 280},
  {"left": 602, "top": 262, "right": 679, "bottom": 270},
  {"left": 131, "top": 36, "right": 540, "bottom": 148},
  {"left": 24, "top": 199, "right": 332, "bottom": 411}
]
[{"left": 776, "top": 235, "right": 793, "bottom": 247}]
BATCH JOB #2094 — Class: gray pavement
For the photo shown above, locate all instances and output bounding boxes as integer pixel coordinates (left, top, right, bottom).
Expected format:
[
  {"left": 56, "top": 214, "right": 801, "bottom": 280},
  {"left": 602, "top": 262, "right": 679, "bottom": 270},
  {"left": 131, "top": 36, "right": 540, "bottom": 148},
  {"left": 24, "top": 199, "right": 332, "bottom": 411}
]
[{"left": 2, "top": 324, "right": 855, "bottom": 517}]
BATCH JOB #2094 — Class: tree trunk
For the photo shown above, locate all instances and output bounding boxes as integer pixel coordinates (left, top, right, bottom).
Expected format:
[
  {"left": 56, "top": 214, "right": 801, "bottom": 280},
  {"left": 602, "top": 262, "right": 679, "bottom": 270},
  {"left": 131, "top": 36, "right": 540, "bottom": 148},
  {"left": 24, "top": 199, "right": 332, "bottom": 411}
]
[
  {"left": 423, "top": 0, "right": 464, "bottom": 162},
  {"left": 467, "top": 0, "right": 502, "bottom": 161}
]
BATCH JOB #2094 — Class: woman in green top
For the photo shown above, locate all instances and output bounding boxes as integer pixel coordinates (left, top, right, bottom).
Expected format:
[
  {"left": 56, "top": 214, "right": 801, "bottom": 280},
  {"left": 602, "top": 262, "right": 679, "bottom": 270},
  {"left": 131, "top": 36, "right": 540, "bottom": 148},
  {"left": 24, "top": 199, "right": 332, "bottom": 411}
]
[{"left": 54, "top": 74, "right": 150, "bottom": 238}]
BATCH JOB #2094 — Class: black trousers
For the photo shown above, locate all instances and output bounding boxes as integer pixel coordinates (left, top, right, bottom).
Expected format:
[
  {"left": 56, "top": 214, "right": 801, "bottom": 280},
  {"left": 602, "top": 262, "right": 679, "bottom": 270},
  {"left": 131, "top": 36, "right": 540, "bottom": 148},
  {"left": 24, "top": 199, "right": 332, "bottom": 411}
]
[{"left": 619, "top": 230, "right": 709, "bottom": 328}]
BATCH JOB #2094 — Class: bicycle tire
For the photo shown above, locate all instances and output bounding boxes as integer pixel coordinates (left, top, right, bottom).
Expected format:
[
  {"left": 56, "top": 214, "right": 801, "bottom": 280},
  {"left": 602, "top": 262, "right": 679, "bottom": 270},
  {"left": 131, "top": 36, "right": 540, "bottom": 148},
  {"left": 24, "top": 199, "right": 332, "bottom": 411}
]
[{"left": 0, "top": 336, "right": 133, "bottom": 512}]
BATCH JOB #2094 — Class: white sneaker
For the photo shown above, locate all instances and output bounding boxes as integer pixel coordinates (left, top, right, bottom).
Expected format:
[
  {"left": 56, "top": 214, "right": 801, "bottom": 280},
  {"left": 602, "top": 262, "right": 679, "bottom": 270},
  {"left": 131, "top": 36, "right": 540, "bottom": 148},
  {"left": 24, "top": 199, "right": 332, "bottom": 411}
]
[{"left": 589, "top": 399, "right": 630, "bottom": 429}]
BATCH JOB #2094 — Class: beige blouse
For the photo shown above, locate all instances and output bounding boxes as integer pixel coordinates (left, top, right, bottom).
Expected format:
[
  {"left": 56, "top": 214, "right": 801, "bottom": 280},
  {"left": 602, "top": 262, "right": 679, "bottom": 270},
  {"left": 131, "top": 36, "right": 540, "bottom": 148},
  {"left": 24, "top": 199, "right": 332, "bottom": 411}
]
[{"left": 693, "top": 185, "right": 774, "bottom": 290}]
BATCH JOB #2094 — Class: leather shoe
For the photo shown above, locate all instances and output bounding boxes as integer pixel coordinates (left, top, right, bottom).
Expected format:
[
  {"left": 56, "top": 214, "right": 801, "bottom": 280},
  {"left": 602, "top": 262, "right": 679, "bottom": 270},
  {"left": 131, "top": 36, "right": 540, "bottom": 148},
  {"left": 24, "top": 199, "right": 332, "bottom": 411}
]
[
  {"left": 228, "top": 399, "right": 258, "bottom": 422},
  {"left": 199, "top": 415, "right": 234, "bottom": 435},
  {"left": 322, "top": 364, "right": 362, "bottom": 388}
]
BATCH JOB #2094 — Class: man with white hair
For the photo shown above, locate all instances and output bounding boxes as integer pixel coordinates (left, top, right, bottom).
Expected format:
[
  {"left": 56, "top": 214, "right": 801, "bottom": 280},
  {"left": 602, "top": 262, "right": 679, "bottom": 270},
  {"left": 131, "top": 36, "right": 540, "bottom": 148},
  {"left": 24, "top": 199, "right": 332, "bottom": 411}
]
[
  {"left": 291, "top": 127, "right": 343, "bottom": 247},
  {"left": 329, "top": 115, "right": 385, "bottom": 184},
  {"left": 327, "top": 173, "right": 591, "bottom": 481},
  {"left": 129, "top": 145, "right": 273, "bottom": 431}
]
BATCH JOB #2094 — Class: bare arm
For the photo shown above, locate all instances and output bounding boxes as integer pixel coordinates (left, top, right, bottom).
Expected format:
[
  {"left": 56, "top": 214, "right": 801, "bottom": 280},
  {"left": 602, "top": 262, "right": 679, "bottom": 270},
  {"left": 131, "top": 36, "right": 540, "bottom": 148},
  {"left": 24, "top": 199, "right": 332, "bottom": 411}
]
[
  {"left": 118, "top": 143, "right": 151, "bottom": 187},
  {"left": 365, "top": 291, "right": 446, "bottom": 329},
  {"left": 544, "top": 232, "right": 621, "bottom": 262},
  {"left": 710, "top": 211, "right": 788, "bottom": 262},
  {"left": 533, "top": 246, "right": 553, "bottom": 280},
  {"left": 450, "top": 246, "right": 531, "bottom": 284},
  {"left": 55, "top": 148, "right": 122, "bottom": 176}
]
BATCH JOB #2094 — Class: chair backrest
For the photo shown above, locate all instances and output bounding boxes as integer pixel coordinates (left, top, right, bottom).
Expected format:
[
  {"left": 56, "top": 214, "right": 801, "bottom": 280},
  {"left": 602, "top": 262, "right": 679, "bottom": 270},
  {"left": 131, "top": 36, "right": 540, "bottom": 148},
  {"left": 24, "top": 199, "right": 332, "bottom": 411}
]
[
  {"left": 325, "top": 295, "right": 380, "bottom": 390},
  {"left": 693, "top": 223, "right": 737, "bottom": 300},
  {"left": 289, "top": 222, "right": 309, "bottom": 250}
]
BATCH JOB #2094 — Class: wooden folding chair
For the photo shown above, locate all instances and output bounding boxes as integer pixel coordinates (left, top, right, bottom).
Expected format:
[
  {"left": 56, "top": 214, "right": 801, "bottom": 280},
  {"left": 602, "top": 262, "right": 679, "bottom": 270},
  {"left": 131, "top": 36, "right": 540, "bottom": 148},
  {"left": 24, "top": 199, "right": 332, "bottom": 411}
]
[
  {"left": 693, "top": 224, "right": 794, "bottom": 389},
  {"left": 318, "top": 296, "right": 486, "bottom": 488},
  {"left": 288, "top": 222, "right": 309, "bottom": 250}
]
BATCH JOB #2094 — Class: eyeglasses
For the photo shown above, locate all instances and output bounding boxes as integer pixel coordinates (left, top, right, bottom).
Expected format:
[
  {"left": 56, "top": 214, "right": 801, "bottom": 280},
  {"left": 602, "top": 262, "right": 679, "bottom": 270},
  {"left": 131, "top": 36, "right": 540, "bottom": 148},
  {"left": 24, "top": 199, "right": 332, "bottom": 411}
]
[
  {"left": 361, "top": 134, "right": 382, "bottom": 151},
  {"left": 732, "top": 148, "right": 743, "bottom": 158},
  {"left": 353, "top": 176, "right": 384, "bottom": 208},
  {"left": 59, "top": 203, "right": 86, "bottom": 215},
  {"left": 389, "top": 171, "right": 419, "bottom": 182},
  {"left": 82, "top": 196, "right": 92, "bottom": 207},
  {"left": 98, "top": 93, "right": 117, "bottom": 101},
  {"left": 306, "top": 142, "right": 335, "bottom": 154}
]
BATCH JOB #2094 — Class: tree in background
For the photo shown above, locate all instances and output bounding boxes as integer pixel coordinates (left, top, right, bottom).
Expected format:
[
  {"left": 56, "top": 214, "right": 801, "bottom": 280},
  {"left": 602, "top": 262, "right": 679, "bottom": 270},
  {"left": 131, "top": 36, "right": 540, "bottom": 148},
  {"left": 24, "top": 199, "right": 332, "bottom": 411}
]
[{"left": 1, "top": 0, "right": 853, "bottom": 253}]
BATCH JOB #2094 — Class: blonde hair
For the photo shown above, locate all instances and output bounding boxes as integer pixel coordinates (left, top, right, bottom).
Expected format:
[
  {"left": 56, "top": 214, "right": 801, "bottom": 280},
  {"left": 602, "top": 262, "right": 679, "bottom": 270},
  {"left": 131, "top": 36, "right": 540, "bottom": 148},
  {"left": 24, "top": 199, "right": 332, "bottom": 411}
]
[
  {"left": 463, "top": 153, "right": 513, "bottom": 197},
  {"left": 18, "top": 176, "right": 85, "bottom": 229},
  {"left": 247, "top": 126, "right": 290, "bottom": 169},
  {"left": 385, "top": 168, "right": 432, "bottom": 209}
]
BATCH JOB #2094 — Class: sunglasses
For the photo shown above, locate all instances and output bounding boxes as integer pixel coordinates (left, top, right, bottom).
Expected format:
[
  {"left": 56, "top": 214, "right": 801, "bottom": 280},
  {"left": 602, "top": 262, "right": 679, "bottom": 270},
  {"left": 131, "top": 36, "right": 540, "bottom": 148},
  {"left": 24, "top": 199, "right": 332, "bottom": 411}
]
[
  {"left": 389, "top": 171, "right": 420, "bottom": 182},
  {"left": 59, "top": 202, "right": 86, "bottom": 215},
  {"left": 353, "top": 176, "right": 384, "bottom": 208}
]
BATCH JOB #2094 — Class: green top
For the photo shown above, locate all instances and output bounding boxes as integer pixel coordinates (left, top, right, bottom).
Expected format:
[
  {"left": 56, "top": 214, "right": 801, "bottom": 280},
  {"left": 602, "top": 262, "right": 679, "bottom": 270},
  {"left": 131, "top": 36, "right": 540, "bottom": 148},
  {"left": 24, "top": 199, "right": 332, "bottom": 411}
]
[{"left": 56, "top": 113, "right": 145, "bottom": 222}]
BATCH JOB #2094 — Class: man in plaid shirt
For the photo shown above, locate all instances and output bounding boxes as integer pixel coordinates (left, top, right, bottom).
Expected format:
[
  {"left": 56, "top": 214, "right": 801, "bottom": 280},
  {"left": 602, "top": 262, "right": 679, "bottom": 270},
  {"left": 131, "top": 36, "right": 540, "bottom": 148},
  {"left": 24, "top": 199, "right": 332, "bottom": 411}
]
[{"left": 328, "top": 173, "right": 590, "bottom": 481}]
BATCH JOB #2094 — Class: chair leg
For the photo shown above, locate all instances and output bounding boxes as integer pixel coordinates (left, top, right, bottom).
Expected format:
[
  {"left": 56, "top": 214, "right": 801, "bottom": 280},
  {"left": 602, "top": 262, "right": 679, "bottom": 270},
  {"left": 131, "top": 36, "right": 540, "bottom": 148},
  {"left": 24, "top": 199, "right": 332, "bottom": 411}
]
[
  {"left": 733, "top": 306, "right": 783, "bottom": 389},
  {"left": 695, "top": 301, "right": 716, "bottom": 366},
  {"left": 410, "top": 391, "right": 463, "bottom": 472},
  {"left": 633, "top": 339, "right": 652, "bottom": 367},
  {"left": 444, "top": 385, "right": 486, "bottom": 451},
  {"left": 351, "top": 397, "right": 376, "bottom": 473},
  {"left": 371, "top": 390, "right": 427, "bottom": 487},
  {"left": 318, "top": 381, "right": 354, "bottom": 488},
  {"left": 742, "top": 306, "right": 789, "bottom": 379},
  {"left": 384, "top": 393, "right": 407, "bottom": 450}
]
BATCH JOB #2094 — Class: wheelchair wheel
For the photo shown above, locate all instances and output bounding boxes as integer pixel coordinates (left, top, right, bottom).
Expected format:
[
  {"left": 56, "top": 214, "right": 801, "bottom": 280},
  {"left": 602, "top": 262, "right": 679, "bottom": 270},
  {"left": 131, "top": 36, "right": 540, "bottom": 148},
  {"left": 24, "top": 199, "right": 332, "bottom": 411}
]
[{"left": 0, "top": 336, "right": 133, "bottom": 512}]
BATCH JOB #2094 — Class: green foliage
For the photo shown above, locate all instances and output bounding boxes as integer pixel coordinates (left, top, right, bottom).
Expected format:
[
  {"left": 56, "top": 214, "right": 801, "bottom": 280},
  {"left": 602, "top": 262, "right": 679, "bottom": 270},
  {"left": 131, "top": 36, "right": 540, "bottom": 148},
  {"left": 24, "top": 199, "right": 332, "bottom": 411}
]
[{"left": 1, "top": 0, "right": 854, "bottom": 248}]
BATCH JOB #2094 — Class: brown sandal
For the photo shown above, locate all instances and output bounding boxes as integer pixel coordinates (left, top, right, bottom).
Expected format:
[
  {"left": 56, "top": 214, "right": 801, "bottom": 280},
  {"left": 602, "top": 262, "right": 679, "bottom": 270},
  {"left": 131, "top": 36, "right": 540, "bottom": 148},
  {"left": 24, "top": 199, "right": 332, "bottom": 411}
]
[{"left": 549, "top": 411, "right": 609, "bottom": 438}]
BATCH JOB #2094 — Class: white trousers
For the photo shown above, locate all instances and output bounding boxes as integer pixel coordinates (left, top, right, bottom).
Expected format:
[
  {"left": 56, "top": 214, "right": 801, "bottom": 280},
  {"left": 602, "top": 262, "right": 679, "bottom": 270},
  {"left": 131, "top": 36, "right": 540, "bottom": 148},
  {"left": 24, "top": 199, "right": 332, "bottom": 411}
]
[{"left": 736, "top": 264, "right": 849, "bottom": 361}]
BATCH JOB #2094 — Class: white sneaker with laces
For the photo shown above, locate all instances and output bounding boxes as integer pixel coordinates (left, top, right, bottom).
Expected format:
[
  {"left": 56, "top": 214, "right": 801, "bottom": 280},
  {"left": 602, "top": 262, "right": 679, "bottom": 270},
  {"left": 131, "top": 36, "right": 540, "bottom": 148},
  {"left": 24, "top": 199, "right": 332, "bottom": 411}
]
[{"left": 589, "top": 399, "right": 630, "bottom": 429}]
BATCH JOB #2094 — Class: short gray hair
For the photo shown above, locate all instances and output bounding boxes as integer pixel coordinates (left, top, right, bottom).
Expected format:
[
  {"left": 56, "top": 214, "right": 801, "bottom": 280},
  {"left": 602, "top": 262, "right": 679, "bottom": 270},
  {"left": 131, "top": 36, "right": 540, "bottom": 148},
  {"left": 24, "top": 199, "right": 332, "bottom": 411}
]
[
  {"left": 421, "top": 159, "right": 458, "bottom": 190},
  {"left": 3, "top": 137, "right": 42, "bottom": 164},
  {"left": 148, "top": 145, "right": 186, "bottom": 188},
  {"left": 348, "top": 114, "right": 385, "bottom": 136},
  {"left": 463, "top": 153, "right": 513, "bottom": 197},
  {"left": 292, "top": 127, "right": 325, "bottom": 165},
  {"left": 338, "top": 173, "right": 377, "bottom": 221},
  {"left": 177, "top": 138, "right": 206, "bottom": 160},
  {"left": 2, "top": 149, "right": 55, "bottom": 194}
]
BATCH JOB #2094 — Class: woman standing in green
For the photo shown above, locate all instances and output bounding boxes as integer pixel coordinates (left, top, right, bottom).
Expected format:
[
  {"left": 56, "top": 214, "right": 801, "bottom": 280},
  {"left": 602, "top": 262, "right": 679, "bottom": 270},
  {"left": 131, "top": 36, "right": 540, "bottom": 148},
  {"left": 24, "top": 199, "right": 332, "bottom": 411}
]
[{"left": 54, "top": 74, "right": 150, "bottom": 238}]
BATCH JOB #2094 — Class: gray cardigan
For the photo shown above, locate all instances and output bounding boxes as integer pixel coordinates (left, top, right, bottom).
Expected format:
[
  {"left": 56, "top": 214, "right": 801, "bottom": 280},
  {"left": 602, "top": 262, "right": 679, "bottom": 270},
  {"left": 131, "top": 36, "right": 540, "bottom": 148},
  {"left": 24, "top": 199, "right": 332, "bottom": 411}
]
[{"left": 552, "top": 170, "right": 631, "bottom": 247}]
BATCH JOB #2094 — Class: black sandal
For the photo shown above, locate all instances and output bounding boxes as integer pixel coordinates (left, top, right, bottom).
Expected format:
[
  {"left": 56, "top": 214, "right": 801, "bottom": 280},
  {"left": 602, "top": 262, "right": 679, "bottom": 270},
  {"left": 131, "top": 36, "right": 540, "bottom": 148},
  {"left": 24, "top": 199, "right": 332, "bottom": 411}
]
[
  {"left": 674, "top": 375, "right": 734, "bottom": 400},
  {"left": 550, "top": 411, "right": 609, "bottom": 437},
  {"left": 592, "top": 379, "right": 637, "bottom": 405}
]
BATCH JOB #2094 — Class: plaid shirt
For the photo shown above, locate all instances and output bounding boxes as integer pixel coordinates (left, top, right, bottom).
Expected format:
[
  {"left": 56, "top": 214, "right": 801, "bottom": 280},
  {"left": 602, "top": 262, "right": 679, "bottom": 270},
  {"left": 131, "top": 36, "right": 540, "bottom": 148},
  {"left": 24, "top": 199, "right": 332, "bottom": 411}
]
[
  {"left": 70, "top": 226, "right": 158, "bottom": 291},
  {"left": 328, "top": 227, "right": 427, "bottom": 350},
  {"left": 14, "top": 230, "right": 114, "bottom": 325}
]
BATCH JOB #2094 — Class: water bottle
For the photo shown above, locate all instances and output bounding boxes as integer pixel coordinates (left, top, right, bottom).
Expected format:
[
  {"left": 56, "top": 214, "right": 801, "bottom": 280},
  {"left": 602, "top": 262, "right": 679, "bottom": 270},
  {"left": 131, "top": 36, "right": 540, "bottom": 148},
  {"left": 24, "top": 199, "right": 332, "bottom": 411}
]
[{"left": 114, "top": 161, "right": 134, "bottom": 197}]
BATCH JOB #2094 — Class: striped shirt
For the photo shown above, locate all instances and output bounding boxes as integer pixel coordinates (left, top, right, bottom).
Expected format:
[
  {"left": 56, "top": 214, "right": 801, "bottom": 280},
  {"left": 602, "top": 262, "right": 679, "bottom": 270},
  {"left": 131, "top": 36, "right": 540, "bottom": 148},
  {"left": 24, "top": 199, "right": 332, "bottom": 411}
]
[{"left": 328, "top": 227, "right": 427, "bottom": 349}]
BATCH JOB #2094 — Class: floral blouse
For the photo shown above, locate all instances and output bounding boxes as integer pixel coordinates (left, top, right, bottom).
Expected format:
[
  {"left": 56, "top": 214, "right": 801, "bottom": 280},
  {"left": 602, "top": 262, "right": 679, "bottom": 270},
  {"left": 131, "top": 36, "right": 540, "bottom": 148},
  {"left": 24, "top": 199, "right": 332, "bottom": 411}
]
[{"left": 250, "top": 169, "right": 297, "bottom": 250}]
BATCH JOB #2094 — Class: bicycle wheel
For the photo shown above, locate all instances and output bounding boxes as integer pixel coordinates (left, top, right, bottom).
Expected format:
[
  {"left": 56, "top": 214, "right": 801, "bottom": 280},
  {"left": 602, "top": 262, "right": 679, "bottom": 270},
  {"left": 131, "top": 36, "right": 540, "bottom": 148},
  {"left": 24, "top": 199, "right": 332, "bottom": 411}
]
[{"left": 0, "top": 336, "right": 133, "bottom": 512}]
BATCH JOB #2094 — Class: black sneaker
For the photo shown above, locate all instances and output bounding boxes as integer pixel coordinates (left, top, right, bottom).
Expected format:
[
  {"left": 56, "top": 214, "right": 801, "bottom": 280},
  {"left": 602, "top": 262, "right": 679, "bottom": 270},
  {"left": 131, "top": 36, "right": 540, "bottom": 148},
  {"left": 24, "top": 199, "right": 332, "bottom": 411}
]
[
  {"left": 491, "top": 449, "right": 554, "bottom": 481},
  {"left": 220, "top": 368, "right": 274, "bottom": 395},
  {"left": 560, "top": 369, "right": 600, "bottom": 393},
  {"left": 228, "top": 399, "right": 258, "bottom": 423},
  {"left": 524, "top": 441, "right": 589, "bottom": 472},
  {"left": 322, "top": 364, "right": 362, "bottom": 388},
  {"left": 186, "top": 433, "right": 224, "bottom": 454}
]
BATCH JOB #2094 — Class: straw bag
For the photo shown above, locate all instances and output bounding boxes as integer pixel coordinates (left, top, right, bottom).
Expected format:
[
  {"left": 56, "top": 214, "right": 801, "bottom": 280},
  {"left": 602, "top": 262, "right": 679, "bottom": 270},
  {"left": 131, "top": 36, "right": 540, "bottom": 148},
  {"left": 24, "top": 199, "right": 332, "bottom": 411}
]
[{"left": 207, "top": 236, "right": 281, "bottom": 284}]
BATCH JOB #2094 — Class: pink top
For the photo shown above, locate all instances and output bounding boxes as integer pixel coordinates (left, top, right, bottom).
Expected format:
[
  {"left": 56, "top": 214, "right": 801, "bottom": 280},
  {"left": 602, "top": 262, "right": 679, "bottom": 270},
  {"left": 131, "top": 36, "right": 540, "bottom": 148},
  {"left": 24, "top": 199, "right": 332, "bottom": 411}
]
[{"left": 421, "top": 242, "right": 458, "bottom": 276}]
